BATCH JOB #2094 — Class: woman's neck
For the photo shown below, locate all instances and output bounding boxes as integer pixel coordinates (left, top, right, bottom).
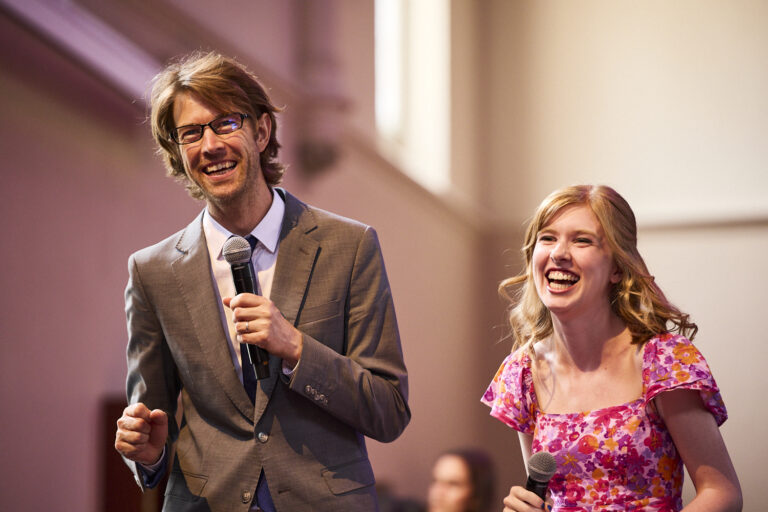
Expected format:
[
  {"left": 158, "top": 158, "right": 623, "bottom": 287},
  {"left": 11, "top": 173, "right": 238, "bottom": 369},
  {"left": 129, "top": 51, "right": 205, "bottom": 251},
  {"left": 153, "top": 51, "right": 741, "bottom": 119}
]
[{"left": 548, "top": 309, "right": 630, "bottom": 371}]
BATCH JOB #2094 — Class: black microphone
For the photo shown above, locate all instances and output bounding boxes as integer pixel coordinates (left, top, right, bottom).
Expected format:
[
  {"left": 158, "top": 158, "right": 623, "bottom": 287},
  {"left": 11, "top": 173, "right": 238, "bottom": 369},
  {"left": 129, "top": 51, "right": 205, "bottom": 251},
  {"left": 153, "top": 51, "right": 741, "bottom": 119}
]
[
  {"left": 222, "top": 235, "right": 270, "bottom": 380},
  {"left": 525, "top": 451, "right": 557, "bottom": 501}
]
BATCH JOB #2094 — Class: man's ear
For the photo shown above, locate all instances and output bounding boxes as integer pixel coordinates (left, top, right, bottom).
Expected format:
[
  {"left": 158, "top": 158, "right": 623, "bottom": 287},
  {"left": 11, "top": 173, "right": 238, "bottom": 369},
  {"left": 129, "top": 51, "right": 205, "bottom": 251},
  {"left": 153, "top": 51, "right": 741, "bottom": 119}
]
[{"left": 254, "top": 113, "right": 271, "bottom": 153}]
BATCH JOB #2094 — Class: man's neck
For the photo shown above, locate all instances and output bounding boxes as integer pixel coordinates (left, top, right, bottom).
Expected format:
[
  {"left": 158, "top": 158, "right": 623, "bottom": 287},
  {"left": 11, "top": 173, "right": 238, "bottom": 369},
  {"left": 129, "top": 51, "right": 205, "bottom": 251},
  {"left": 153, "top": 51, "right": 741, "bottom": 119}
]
[{"left": 206, "top": 186, "right": 274, "bottom": 236}]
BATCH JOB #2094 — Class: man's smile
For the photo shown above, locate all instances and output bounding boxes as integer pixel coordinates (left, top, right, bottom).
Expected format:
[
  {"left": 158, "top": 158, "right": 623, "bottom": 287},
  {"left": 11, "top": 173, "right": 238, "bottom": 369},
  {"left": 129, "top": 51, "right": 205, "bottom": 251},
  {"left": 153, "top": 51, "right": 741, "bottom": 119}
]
[{"left": 203, "top": 160, "right": 237, "bottom": 176}]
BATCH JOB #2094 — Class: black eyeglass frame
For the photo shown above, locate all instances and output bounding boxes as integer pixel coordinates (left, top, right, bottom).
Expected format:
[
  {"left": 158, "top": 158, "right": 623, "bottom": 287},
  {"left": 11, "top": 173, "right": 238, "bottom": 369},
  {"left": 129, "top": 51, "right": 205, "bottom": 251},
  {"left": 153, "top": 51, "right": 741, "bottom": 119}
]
[{"left": 170, "top": 112, "right": 250, "bottom": 145}]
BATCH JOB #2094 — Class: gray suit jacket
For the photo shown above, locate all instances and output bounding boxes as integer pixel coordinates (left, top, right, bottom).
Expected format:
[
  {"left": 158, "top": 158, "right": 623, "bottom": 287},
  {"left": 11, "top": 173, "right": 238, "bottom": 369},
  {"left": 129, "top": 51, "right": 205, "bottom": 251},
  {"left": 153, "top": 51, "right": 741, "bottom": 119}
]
[{"left": 124, "top": 189, "right": 410, "bottom": 511}]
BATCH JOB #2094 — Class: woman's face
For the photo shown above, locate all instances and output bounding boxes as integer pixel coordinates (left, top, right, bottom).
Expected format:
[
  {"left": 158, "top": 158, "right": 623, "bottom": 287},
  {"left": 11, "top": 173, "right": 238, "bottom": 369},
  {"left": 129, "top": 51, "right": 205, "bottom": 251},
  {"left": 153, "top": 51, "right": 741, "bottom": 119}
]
[
  {"left": 427, "top": 455, "right": 473, "bottom": 512},
  {"left": 531, "top": 204, "right": 622, "bottom": 320}
]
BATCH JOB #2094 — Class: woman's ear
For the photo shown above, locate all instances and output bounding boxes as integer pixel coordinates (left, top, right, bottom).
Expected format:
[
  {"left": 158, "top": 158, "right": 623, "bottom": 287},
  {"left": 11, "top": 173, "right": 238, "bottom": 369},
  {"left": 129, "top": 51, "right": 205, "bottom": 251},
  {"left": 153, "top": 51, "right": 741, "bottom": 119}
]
[{"left": 610, "top": 263, "right": 623, "bottom": 284}]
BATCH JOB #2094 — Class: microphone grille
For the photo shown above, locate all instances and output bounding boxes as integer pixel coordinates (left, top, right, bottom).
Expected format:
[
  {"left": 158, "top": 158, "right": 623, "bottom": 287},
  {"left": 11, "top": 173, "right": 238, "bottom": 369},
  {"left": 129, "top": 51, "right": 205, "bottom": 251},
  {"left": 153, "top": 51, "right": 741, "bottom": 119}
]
[
  {"left": 222, "top": 236, "right": 252, "bottom": 265},
  {"left": 527, "top": 451, "right": 557, "bottom": 482}
]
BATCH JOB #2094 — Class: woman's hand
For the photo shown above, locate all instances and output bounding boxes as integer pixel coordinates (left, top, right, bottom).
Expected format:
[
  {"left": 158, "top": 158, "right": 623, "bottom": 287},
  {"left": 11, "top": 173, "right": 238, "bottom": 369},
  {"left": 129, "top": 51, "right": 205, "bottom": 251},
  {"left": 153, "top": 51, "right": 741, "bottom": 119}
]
[{"left": 502, "top": 485, "right": 552, "bottom": 511}]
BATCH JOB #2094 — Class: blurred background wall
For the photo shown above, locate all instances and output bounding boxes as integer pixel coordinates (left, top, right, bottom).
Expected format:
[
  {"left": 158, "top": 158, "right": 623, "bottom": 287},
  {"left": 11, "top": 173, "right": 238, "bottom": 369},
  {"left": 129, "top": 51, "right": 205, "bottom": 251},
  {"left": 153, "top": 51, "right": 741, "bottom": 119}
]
[{"left": 0, "top": 0, "right": 765, "bottom": 510}]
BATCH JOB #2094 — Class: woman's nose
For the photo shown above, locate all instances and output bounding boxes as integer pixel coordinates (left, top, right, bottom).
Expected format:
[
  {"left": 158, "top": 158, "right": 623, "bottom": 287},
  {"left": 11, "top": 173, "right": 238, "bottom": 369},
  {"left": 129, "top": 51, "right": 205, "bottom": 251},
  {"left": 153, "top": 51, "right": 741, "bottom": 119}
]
[{"left": 549, "top": 242, "right": 570, "bottom": 264}]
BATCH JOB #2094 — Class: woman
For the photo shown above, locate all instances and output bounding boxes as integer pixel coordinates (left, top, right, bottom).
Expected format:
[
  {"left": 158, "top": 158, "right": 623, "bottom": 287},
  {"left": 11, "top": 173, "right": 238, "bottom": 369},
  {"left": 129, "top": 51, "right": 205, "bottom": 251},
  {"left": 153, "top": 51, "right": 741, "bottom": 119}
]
[
  {"left": 481, "top": 185, "right": 741, "bottom": 511},
  {"left": 428, "top": 449, "right": 496, "bottom": 512}
]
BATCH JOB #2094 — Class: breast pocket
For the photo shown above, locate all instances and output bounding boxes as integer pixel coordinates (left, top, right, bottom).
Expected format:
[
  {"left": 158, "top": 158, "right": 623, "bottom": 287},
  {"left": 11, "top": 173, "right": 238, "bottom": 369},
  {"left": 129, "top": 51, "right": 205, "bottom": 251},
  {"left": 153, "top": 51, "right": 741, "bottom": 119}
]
[
  {"left": 296, "top": 300, "right": 344, "bottom": 351},
  {"left": 296, "top": 299, "right": 342, "bottom": 326}
]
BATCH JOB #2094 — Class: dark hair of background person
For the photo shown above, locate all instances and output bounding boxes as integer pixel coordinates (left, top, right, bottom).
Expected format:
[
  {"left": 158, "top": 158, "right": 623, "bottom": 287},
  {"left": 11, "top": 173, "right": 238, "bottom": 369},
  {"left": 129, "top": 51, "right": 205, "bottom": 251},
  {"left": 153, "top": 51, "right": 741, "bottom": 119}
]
[{"left": 442, "top": 448, "right": 496, "bottom": 512}]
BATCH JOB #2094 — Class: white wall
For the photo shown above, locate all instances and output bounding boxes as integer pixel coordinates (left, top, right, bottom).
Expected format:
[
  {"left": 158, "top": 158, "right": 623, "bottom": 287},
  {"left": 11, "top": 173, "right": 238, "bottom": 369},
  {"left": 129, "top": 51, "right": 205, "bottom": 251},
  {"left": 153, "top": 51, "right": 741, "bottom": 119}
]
[
  {"left": 482, "top": 1, "right": 768, "bottom": 507},
  {"left": 484, "top": 0, "right": 768, "bottom": 224},
  {"left": 640, "top": 224, "right": 768, "bottom": 505}
]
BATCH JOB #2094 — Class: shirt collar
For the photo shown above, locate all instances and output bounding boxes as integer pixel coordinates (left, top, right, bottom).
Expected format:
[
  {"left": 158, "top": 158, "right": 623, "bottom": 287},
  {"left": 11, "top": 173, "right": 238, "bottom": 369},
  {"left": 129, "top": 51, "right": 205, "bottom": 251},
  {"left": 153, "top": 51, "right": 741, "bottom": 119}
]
[{"left": 203, "top": 188, "right": 285, "bottom": 259}]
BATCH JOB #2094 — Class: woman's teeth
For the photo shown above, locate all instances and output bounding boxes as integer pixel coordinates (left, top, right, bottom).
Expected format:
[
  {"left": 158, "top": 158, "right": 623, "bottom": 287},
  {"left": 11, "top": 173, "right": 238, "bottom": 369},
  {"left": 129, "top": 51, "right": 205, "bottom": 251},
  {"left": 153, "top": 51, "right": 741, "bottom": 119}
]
[{"left": 547, "top": 270, "right": 579, "bottom": 290}]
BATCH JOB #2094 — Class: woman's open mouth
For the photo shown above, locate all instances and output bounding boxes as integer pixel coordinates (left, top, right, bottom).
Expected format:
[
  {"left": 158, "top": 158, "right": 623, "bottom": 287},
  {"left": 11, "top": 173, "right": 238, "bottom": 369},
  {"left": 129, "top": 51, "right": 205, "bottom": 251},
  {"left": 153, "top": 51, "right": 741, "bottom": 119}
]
[{"left": 546, "top": 269, "right": 579, "bottom": 291}]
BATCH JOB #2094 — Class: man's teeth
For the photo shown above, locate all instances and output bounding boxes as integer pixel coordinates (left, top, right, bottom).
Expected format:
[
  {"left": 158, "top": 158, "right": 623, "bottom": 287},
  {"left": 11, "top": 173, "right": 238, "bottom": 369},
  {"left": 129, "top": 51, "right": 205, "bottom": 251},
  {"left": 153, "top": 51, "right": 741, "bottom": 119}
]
[{"left": 205, "top": 162, "right": 235, "bottom": 173}]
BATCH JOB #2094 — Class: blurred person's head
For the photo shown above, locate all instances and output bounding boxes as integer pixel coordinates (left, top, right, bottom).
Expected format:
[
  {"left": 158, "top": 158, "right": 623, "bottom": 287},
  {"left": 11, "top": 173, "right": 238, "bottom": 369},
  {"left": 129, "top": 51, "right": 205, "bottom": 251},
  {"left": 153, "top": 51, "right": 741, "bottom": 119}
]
[{"left": 427, "top": 449, "right": 495, "bottom": 512}]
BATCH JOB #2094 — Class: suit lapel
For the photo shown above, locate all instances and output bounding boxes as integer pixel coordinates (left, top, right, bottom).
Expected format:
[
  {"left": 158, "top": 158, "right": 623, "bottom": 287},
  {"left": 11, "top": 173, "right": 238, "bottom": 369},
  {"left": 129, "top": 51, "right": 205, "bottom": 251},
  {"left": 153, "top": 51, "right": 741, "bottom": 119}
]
[
  {"left": 172, "top": 212, "right": 255, "bottom": 421},
  {"left": 253, "top": 190, "right": 320, "bottom": 422},
  {"left": 271, "top": 190, "right": 321, "bottom": 326}
]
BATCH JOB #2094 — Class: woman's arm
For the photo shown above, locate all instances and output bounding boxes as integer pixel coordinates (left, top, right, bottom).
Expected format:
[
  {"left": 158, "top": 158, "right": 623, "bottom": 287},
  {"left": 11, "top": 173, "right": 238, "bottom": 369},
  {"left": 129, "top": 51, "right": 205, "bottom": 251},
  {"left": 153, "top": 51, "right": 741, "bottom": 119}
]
[
  {"left": 655, "top": 389, "right": 742, "bottom": 511},
  {"left": 518, "top": 431, "right": 534, "bottom": 472},
  {"left": 501, "top": 432, "right": 548, "bottom": 512}
]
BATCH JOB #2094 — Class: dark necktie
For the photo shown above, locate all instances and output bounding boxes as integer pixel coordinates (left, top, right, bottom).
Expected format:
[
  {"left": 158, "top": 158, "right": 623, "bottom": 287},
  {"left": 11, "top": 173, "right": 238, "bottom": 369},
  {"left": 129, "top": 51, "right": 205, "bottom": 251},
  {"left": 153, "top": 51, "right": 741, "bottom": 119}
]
[
  {"left": 240, "top": 235, "right": 260, "bottom": 404},
  {"left": 240, "top": 235, "right": 276, "bottom": 512}
]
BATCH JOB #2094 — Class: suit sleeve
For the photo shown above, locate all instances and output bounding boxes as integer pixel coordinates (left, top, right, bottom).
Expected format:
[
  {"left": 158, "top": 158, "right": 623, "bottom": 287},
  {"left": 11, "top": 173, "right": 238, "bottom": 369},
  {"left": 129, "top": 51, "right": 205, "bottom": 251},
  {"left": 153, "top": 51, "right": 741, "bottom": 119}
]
[
  {"left": 287, "top": 226, "right": 410, "bottom": 442},
  {"left": 123, "top": 254, "right": 182, "bottom": 487}
]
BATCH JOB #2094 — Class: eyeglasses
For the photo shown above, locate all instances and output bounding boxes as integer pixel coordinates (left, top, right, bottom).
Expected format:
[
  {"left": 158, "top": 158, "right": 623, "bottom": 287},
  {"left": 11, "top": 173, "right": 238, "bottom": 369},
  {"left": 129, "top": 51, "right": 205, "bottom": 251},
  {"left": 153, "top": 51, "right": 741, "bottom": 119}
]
[{"left": 170, "top": 113, "right": 250, "bottom": 145}]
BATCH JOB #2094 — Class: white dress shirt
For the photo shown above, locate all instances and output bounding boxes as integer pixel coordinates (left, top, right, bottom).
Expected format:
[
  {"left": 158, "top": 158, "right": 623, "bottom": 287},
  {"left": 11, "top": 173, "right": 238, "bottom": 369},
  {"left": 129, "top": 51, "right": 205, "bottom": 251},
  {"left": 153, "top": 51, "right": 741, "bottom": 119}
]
[{"left": 202, "top": 188, "right": 285, "bottom": 382}]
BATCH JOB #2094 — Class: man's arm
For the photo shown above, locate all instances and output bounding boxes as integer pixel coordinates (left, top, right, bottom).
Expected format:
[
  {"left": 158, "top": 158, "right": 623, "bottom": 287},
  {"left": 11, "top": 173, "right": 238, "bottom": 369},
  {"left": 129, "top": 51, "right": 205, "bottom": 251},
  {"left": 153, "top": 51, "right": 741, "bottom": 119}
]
[
  {"left": 287, "top": 226, "right": 410, "bottom": 442},
  {"left": 115, "top": 403, "right": 168, "bottom": 465},
  {"left": 117, "top": 254, "right": 182, "bottom": 487}
]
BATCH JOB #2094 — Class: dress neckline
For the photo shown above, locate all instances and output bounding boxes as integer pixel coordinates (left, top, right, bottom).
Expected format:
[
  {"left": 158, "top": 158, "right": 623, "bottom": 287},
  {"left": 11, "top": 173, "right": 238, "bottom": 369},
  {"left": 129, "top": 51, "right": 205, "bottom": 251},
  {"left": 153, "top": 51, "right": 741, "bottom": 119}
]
[
  {"left": 536, "top": 397, "right": 645, "bottom": 418},
  {"left": 528, "top": 339, "right": 652, "bottom": 417}
]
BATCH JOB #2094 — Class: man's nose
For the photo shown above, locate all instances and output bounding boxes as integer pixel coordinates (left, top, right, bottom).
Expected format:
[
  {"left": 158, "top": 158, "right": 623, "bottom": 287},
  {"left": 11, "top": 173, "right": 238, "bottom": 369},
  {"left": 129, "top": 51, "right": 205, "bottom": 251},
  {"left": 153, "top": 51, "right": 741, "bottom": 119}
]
[{"left": 200, "top": 126, "right": 225, "bottom": 153}]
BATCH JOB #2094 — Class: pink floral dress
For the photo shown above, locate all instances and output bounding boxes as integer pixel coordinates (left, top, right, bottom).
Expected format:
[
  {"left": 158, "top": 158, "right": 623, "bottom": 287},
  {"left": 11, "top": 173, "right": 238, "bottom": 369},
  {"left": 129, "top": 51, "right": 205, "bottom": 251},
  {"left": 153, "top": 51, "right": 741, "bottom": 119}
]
[{"left": 482, "top": 334, "right": 727, "bottom": 511}]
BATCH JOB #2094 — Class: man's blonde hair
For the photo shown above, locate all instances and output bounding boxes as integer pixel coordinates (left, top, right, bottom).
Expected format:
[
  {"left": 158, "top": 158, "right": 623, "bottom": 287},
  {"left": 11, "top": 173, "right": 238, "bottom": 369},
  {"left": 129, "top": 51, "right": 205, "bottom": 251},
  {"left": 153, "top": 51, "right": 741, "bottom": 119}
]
[{"left": 150, "top": 51, "right": 284, "bottom": 199}]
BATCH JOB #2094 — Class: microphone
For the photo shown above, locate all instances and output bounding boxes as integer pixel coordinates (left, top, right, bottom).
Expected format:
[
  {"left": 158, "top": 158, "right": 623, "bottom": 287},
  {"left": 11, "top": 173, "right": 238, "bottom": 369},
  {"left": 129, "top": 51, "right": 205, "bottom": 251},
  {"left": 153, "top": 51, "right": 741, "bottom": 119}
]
[
  {"left": 525, "top": 451, "right": 557, "bottom": 501},
  {"left": 222, "top": 235, "right": 270, "bottom": 380}
]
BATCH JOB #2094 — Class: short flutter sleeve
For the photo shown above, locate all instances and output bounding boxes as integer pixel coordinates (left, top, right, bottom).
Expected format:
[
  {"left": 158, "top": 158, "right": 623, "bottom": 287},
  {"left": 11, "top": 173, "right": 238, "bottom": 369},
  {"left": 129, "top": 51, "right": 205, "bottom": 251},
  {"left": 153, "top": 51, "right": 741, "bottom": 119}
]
[
  {"left": 643, "top": 333, "right": 728, "bottom": 426},
  {"left": 481, "top": 349, "right": 537, "bottom": 434}
]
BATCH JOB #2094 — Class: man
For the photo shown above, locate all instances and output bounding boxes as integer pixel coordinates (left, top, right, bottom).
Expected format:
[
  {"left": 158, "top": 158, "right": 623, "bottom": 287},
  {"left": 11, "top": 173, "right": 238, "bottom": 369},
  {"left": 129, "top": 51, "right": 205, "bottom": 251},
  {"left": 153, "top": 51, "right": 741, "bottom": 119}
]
[{"left": 114, "top": 51, "right": 410, "bottom": 511}]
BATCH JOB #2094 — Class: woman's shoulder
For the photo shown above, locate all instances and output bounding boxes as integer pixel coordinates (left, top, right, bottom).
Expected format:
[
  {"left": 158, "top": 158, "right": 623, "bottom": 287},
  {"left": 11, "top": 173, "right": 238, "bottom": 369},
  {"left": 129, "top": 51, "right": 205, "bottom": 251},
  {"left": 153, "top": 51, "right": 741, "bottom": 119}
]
[
  {"left": 488, "top": 346, "right": 534, "bottom": 389},
  {"left": 481, "top": 345, "right": 538, "bottom": 433},
  {"left": 641, "top": 332, "right": 728, "bottom": 425},
  {"left": 642, "top": 333, "right": 704, "bottom": 370}
]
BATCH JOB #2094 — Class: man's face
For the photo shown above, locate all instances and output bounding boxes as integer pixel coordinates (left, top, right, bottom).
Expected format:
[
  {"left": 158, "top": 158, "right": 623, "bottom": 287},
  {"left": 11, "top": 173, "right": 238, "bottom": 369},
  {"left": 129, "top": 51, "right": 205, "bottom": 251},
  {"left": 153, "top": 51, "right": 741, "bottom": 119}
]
[{"left": 172, "top": 92, "right": 270, "bottom": 208}]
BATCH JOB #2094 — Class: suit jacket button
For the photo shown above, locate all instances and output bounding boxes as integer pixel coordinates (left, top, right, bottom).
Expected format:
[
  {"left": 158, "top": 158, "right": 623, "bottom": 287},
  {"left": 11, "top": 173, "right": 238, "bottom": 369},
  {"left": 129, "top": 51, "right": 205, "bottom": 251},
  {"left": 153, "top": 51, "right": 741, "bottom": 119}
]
[
  {"left": 305, "top": 384, "right": 313, "bottom": 394},
  {"left": 241, "top": 490, "right": 252, "bottom": 503},
  {"left": 257, "top": 431, "right": 269, "bottom": 443}
]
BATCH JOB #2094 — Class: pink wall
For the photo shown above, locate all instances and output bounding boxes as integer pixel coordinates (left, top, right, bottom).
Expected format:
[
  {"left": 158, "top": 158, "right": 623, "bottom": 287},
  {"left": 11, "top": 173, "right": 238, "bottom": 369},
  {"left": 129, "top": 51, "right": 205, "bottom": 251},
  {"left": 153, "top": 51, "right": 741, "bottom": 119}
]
[
  {"left": 0, "top": 17, "right": 201, "bottom": 511},
  {"left": 0, "top": 7, "right": 519, "bottom": 510}
]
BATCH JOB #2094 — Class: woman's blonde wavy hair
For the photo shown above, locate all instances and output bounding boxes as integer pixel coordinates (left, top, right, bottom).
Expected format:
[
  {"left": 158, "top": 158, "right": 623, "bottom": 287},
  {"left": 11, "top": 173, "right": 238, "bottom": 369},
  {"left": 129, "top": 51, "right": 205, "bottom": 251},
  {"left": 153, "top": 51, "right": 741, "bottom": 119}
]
[
  {"left": 500, "top": 185, "right": 697, "bottom": 353},
  {"left": 150, "top": 51, "right": 285, "bottom": 199}
]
